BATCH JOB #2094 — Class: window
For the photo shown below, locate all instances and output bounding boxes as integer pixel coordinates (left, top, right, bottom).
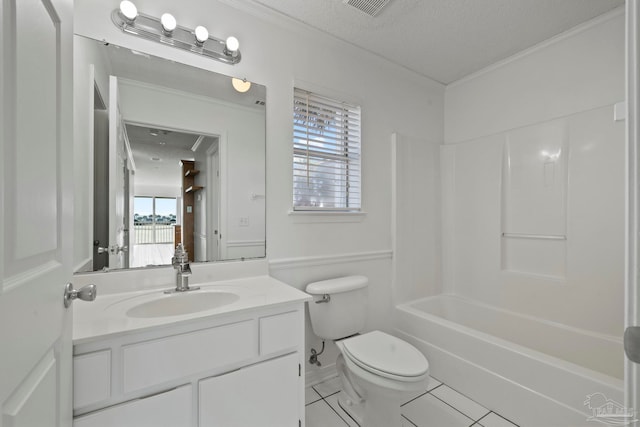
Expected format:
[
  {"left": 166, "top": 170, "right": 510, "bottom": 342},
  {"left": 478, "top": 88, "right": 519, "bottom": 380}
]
[
  {"left": 293, "top": 88, "right": 361, "bottom": 211},
  {"left": 133, "top": 196, "right": 177, "bottom": 244}
]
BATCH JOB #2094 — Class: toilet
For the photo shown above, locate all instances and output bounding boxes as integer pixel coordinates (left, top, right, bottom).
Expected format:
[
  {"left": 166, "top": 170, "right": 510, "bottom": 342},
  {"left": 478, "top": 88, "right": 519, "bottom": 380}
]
[{"left": 306, "top": 276, "right": 429, "bottom": 427}]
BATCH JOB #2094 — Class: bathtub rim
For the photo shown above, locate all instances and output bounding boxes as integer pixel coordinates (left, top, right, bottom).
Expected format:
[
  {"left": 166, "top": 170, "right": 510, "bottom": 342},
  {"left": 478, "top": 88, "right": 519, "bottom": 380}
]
[{"left": 396, "top": 293, "right": 623, "bottom": 386}]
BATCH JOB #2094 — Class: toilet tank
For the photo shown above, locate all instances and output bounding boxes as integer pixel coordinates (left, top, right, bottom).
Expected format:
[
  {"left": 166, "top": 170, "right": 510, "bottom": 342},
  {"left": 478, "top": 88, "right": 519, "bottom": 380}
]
[{"left": 305, "top": 276, "right": 368, "bottom": 340}]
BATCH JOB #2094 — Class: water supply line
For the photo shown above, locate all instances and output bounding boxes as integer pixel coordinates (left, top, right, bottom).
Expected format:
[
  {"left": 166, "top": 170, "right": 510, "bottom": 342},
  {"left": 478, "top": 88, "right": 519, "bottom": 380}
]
[{"left": 309, "top": 340, "right": 325, "bottom": 366}]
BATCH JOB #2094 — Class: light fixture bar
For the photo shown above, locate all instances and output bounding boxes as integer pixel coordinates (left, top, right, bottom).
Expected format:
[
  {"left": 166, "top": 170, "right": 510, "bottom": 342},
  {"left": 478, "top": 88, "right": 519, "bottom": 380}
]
[{"left": 111, "top": 7, "right": 241, "bottom": 65}]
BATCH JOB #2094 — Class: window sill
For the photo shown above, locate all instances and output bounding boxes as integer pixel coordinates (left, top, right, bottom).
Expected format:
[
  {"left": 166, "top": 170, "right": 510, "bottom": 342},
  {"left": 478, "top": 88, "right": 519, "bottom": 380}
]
[{"left": 287, "top": 210, "right": 367, "bottom": 223}]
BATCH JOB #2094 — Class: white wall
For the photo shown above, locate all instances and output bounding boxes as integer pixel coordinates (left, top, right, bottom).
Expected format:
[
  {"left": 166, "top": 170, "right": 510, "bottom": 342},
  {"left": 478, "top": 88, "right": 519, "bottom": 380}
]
[
  {"left": 74, "top": 0, "right": 445, "bottom": 382},
  {"left": 442, "top": 9, "right": 625, "bottom": 337}
]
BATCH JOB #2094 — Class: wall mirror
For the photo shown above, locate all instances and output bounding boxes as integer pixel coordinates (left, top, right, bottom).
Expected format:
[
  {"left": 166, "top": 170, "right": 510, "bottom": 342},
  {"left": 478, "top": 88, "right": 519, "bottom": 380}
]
[{"left": 75, "top": 35, "right": 266, "bottom": 272}]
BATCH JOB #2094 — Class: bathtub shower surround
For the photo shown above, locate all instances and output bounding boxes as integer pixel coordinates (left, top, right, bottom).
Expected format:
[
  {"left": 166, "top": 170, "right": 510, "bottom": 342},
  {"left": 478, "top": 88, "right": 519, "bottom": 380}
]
[
  {"left": 440, "top": 103, "right": 624, "bottom": 336},
  {"left": 435, "top": 102, "right": 624, "bottom": 425},
  {"left": 412, "top": 9, "right": 627, "bottom": 426}
]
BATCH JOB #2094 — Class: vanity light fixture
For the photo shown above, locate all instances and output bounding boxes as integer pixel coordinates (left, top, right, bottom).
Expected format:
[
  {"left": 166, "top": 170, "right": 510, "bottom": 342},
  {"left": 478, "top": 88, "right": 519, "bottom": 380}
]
[
  {"left": 160, "top": 13, "right": 176, "bottom": 35},
  {"left": 119, "top": 0, "right": 138, "bottom": 23},
  {"left": 224, "top": 36, "right": 240, "bottom": 57},
  {"left": 194, "top": 26, "right": 209, "bottom": 46},
  {"left": 112, "top": 1, "right": 242, "bottom": 65},
  {"left": 232, "top": 77, "right": 251, "bottom": 93}
]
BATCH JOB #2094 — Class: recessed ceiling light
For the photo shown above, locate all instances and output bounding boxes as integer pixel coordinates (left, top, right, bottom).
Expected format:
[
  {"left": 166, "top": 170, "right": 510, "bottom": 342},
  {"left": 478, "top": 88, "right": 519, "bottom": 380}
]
[{"left": 151, "top": 157, "right": 161, "bottom": 161}]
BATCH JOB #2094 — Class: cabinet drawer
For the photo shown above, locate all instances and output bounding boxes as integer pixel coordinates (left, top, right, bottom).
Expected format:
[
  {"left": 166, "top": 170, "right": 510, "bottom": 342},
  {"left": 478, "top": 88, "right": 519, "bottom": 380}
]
[
  {"left": 73, "top": 350, "right": 111, "bottom": 409},
  {"left": 260, "top": 310, "right": 301, "bottom": 355},
  {"left": 73, "top": 384, "right": 191, "bottom": 427},
  {"left": 123, "top": 319, "right": 257, "bottom": 393}
]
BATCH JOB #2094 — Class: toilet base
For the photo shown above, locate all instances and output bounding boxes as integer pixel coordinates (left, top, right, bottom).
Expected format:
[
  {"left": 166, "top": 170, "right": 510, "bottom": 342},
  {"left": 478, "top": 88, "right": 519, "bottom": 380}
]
[{"left": 337, "top": 391, "right": 363, "bottom": 425}]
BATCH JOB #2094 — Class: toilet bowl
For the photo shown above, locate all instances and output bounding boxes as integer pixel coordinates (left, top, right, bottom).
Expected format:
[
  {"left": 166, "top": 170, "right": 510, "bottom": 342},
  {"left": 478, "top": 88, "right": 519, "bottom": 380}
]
[
  {"left": 334, "top": 331, "right": 429, "bottom": 426},
  {"left": 305, "top": 275, "right": 429, "bottom": 427}
]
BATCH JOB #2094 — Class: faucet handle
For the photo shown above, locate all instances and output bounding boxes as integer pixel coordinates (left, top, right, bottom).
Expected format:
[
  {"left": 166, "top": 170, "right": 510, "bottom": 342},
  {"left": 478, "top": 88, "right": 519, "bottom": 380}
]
[
  {"left": 174, "top": 243, "right": 185, "bottom": 256},
  {"left": 173, "top": 243, "right": 189, "bottom": 264}
]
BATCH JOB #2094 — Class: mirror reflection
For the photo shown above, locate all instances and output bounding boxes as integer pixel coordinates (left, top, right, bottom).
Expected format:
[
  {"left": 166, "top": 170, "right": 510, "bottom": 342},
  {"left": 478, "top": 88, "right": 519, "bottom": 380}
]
[{"left": 75, "top": 36, "right": 266, "bottom": 272}]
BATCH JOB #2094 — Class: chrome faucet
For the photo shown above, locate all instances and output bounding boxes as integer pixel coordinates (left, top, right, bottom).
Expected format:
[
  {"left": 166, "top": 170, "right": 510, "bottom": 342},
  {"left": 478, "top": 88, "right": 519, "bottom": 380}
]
[{"left": 165, "top": 244, "right": 199, "bottom": 294}]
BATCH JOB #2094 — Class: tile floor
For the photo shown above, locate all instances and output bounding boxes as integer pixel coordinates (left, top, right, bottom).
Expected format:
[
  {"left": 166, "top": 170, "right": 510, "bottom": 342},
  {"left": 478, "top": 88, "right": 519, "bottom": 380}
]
[{"left": 305, "top": 376, "right": 519, "bottom": 427}]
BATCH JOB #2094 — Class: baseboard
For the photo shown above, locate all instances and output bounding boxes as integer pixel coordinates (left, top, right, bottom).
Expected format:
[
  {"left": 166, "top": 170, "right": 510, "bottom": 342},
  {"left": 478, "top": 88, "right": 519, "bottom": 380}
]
[{"left": 305, "top": 362, "right": 338, "bottom": 387}]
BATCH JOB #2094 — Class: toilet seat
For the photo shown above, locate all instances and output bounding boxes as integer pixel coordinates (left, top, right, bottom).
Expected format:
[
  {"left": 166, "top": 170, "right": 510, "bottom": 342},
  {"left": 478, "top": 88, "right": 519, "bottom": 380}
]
[{"left": 341, "top": 331, "right": 428, "bottom": 382}]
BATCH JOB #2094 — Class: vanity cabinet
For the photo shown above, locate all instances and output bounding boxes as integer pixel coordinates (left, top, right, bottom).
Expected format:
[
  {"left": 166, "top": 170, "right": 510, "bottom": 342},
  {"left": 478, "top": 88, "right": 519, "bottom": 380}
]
[
  {"left": 73, "top": 385, "right": 192, "bottom": 427},
  {"left": 73, "top": 304, "right": 305, "bottom": 427},
  {"left": 199, "top": 352, "right": 299, "bottom": 426}
]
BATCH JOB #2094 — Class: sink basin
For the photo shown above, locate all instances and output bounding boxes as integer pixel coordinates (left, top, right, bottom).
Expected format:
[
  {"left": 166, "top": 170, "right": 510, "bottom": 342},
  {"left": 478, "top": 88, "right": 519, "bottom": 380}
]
[{"left": 126, "top": 291, "right": 239, "bottom": 318}]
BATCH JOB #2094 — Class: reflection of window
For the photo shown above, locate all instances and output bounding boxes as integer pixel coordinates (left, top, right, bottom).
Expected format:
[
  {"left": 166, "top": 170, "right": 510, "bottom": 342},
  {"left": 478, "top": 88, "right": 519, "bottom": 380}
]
[
  {"left": 134, "top": 197, "right": 177, "bottom": 244},
  {"left": 293, "top": 88, "right": 361, "bottom": 211}
]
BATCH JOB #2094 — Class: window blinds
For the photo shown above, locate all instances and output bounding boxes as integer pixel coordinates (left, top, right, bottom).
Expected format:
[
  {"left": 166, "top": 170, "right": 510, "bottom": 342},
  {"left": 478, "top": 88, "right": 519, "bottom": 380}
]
[{"left": 293, "top": 88, "right": 361, "bottom": 211}]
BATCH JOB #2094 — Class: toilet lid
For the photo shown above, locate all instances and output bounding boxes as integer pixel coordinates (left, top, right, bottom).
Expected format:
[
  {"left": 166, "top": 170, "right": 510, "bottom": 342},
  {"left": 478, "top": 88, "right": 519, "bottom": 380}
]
[{"left": 342, "top": 331, "right": 428, "bottom": 378}]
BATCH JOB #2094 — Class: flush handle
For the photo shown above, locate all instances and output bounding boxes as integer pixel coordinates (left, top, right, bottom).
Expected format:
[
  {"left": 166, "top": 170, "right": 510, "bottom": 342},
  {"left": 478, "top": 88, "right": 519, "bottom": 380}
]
[
  {"left": 63, "top": 283, "right": 97, "bottom": 308},
  {"left": 315, "top": 294, "right": 331, "bottom": 304}
]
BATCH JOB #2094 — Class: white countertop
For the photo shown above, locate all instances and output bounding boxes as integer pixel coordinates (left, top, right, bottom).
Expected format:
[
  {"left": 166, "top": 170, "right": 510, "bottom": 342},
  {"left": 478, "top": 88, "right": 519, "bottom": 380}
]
[{"left": 73, "top": 275, "right": 311, "bottom": 344}]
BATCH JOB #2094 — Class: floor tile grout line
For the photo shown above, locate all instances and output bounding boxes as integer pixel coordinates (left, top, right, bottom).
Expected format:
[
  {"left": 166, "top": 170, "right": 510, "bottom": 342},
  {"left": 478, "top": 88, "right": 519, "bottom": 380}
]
[
  {"left": 482, "top": 411, "right": 520, "bottom": 427},
  {"left": 430, "top": 392, "right": 484, "bottom": 423},
  {"left": 402, "top": 414, "right": 419, "bottom": 426},
  {"left": 306, "top": 387, "right": 324, "bottom": 406},
  {"left": 400, "top": 391, "right": 429, "bottom": 408},
  {"left": 320, "top": 394, "right": 354, "bottom": 427},
  {"left": 431, "top": 383, "right": 497, "bottom": 423},
  {"left": 401, "top": 382, "right": 444, "bottom": 407},
  {"left": 476, "top": 411, "right": 490, "bottom": 423},
  {"left": 305, "top": 398, "right": 322, "bottom": 406},
  {"left": 476, "top": 412, "right": 491, "bottom": 424},
  {"left": 309, "top": 376, "right": 517, "bottom": 427}
]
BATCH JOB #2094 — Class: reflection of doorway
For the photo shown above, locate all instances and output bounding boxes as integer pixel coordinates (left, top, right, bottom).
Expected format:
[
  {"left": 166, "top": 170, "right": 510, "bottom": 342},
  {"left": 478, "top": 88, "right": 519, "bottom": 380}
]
[
  {"left": 131, "top": 196, "right": 177, "bottom": 267},
  {"left": 125, "top": 123, "right": 221, "bottom": 264}
]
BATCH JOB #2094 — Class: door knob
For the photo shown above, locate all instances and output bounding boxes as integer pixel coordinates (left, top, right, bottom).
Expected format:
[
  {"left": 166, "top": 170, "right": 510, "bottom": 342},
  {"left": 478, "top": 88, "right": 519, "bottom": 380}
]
[
  {"left": 625, "top": 326, "right": 640, "bottom": 363},
  {"left": 63, "top": 283, "right": 97, "bottom": 308},
  {"left": 96, "top": 245, "right": 128, "bottom": 255}
]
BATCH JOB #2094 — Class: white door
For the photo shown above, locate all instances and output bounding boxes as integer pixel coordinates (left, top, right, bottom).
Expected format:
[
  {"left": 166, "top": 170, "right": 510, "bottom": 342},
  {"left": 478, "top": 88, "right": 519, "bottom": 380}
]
[
  {"left": 108, "top": 76, "right": 128, "bottom": 269},
  {"left": 0, "top": 0, "right": 74, "bottom": 425}
]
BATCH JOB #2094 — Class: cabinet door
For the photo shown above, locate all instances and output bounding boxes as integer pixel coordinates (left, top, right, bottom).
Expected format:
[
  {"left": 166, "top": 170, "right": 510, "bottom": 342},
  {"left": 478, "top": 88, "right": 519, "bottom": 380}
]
[
  {"left": 199, "top": 353, "right": 299, "bottom": 427},
  {"left": 73, "top": 384, "right": 191, "bottom": 427}
]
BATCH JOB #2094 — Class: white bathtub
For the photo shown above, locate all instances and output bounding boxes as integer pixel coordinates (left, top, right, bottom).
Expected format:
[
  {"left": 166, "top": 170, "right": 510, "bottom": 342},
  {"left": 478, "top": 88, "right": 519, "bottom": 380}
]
[{"left": 395, "top": 295, "right": 623, "bottom": 427}]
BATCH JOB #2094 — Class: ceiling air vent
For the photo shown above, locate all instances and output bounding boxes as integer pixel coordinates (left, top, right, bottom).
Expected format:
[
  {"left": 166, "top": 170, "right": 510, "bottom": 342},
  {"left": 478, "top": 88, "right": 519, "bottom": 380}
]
[{"left": 343, "top": 0, "right": 392, "bottom": 17}]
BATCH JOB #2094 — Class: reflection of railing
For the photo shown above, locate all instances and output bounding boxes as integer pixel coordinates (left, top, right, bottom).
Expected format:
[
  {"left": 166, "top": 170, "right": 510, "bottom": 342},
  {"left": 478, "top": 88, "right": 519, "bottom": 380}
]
[{"left": 134, "top": 224, "right": 175, "bottom": 244}]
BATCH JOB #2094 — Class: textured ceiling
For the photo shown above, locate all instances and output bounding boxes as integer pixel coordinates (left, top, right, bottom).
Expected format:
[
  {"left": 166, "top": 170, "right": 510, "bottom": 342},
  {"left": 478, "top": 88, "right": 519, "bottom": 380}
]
[{"left": 250, "top": 0, "right": 624, "bottom": 84}]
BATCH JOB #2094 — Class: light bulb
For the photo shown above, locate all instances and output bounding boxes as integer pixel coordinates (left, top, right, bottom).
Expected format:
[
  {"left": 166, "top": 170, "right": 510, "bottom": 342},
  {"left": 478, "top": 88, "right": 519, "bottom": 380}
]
[
  {"left": 119, "top": 0, "right": 138, "bottom": 22},
  {"left": 225, "top": 36, "right": 240, "bottom": 53},
  {"left": 232, "top": 78, "right": 251, "bottom": 93},
  {"left": 160, "top": 13, "right": 176, "bottom": 33},
  {"left": 194, "top": 26, "right": 209, "bottom": 44}
]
